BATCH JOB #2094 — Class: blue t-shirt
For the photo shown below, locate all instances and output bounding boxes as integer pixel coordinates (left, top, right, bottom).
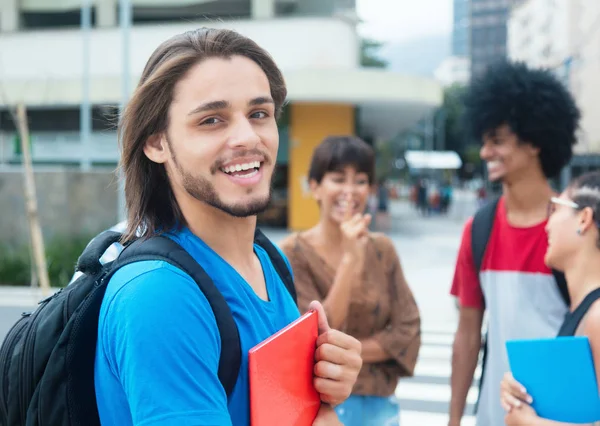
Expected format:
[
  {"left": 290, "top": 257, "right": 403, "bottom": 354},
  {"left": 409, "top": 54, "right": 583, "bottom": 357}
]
[{"left": 94, "top": 228, "right": 300, "bottom": 426}]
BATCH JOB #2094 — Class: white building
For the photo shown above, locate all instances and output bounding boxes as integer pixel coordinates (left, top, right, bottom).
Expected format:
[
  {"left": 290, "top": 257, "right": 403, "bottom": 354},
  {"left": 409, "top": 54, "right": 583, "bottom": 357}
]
[
  {"left": 434, "top": 56, "right": 471, "bottom": 87},
  {"left": 0, "top": 0, "right": 442, "bottom": 230},
  {"left": 508, "top": 0, "right": 600, "bottom": 154}
]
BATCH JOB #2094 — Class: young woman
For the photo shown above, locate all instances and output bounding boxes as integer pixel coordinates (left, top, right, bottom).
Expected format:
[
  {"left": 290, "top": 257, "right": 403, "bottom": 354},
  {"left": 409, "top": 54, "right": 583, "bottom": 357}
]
[
  {"left": 500, "top": 171, "right": 600, "bottom": 426},
  {"left": 279, "top": 136, "right": 421, "bottom": 426}
]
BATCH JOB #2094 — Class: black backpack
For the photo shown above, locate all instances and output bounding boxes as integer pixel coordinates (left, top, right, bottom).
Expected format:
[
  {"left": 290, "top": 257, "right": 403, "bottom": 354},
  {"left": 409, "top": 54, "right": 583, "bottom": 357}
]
[
  {"left": 471, "top": 197, "right": 569, "bottom": 411},
  {"left": 0, "top": 228, "right": 296, "bottom": 426}
]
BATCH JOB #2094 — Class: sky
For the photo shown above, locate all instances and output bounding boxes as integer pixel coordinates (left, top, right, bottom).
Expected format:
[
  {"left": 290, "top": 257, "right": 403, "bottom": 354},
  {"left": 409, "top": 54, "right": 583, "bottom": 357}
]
[{"left": 356, "top": 0, "right": 453, "bottom": 43}]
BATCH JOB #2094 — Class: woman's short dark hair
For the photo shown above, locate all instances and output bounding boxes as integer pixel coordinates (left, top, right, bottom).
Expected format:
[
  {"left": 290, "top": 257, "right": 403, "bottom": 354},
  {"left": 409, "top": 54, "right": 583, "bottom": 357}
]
[
  {"left": 308, "top": 136, "right": 375, "bottom": 184},
  {"left": 463, "top": 60, "right": 581, "bottom": 178}
]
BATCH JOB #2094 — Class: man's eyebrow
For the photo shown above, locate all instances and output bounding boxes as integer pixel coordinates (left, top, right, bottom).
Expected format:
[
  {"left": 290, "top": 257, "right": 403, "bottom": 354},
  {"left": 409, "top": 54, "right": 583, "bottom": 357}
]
[
  {"left": 187, "top": 100, "right": 230, "bottom": 116},
  {"left": 249, "top": 96, "right": 274, "bottom": 106},
  {"left": 187, "top": 97, "right": 274, "bottom": 116}
]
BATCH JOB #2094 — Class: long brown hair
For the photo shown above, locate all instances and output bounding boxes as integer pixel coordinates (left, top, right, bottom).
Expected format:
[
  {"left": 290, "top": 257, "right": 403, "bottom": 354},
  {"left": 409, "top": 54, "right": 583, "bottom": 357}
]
[{"left": 119, "top": 28, "right": 287, "bottom": 242}]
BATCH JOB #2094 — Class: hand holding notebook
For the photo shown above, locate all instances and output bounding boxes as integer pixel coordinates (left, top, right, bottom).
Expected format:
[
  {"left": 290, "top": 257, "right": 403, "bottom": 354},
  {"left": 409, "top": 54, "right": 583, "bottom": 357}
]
[
  {"left": 506, "top": 336, "right": 600, "bottom": 423},
  {"left": 249, "top": 309, "right": 321, "bottom": 426},
  {"left": 248, "top": 301, "right": 362, "bottom": 426},
  {"left": 308, "top": 300, "right": 363, "bottom": 407}
]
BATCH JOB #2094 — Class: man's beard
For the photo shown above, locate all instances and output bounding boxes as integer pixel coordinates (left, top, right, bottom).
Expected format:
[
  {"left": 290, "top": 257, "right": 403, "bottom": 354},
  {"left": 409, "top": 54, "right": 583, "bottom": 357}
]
[{"left": 174, "top": 156, "right": 273, "bottom": 218}]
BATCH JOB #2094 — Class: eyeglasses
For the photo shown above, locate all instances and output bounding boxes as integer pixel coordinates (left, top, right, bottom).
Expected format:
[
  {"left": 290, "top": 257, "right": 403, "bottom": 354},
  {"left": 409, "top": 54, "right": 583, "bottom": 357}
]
[
  {"left": 547, "top": 197, "right": 600, "bottom": 228},
  {"left": 547, "top": 197, "right": 580, "bottom": 217}
]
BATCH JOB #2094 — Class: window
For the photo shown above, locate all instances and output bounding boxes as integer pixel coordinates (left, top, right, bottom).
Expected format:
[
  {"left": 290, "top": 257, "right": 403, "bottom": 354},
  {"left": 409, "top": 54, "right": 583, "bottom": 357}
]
[
  {"left": 541, "top": 43, "right": 552, "bottom": 58},
  {"left": 131, "top": 2, "right": 251, "bottom": 24},
  {"left": 21, "top": 8, "right": 97, "bottom": 29}
]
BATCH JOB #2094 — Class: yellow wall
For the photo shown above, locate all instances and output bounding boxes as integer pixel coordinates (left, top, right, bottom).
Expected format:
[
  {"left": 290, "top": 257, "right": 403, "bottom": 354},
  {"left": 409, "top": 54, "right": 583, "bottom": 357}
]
[{"left": 288, "top": 103, "right": 355, "bottom": 230}]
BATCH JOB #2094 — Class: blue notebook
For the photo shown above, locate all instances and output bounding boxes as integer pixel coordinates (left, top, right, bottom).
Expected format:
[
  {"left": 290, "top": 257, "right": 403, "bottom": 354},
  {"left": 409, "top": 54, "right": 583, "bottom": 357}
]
[{"left": 506, "top": 336, "right": 600, "bottom": 423}]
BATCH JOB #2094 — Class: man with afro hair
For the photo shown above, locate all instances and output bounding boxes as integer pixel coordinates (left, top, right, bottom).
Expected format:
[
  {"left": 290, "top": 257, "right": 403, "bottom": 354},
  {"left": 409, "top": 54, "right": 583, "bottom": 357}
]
[{"left": 448, "top": 61, "right": 581, "bottom": 426}]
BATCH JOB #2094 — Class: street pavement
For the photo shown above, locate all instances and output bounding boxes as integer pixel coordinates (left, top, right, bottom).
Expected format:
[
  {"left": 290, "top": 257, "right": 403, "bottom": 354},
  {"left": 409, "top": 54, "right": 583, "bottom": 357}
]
[
  {"left": 386, "top": 193, "right": 479, "bottom": 426},
  {"left": 0, "top": 190, "right": 481, "bottom": 426}
]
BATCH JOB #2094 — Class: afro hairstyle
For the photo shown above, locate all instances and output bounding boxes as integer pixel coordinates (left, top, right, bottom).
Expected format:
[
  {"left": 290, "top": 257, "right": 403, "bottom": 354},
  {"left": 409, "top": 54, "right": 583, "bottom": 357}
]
[{"left": 463, "top": 60, "right": 581, "bottom": 178}]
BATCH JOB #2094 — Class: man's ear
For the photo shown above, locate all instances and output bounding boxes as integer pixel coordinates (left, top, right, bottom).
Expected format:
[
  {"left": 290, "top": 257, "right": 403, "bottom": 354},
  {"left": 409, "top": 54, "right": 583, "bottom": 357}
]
[
  {"left": 143, "top": 133, "right": 170, "bottom": 164},
  {"left": 524, "top": 142, "right": 540, "bottom": 158}
]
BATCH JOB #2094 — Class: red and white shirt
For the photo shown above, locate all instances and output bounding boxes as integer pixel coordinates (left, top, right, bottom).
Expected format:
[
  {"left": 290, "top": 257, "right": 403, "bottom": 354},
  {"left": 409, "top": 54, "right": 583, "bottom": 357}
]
[{"left": 450, "top": 197, "right": 567, "bottom": 426}]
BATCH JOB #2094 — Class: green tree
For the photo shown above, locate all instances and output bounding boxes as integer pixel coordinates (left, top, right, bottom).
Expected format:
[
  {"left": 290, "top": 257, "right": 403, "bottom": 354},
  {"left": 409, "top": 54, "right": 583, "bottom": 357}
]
[
  {"left": 464, "top": 144, "right": 482, "bottom": 166},
  {"left": 441, "top": 83, "right": 468, "bottom": 155},
  {"left": 360, "top": 38, "right": 388, "bottom": 68}
]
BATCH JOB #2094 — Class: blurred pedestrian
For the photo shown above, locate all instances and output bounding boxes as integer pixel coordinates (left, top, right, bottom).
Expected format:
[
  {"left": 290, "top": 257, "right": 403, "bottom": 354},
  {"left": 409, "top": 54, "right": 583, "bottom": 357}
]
[
  {"left": 448, "top": 61, "right": 581, "bottom": 426},
  {"left": 280, "top": 135, "right": 421, "bottom": 426},
  {"left": 501, "top": 171, "right": 600, "bottom": 425}
]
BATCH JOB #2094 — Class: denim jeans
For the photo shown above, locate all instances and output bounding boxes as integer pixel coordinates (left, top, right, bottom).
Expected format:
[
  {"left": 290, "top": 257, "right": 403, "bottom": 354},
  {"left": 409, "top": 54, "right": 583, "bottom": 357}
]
[{"left": 335, "top": 394, "right": 400, "bottom": 426}]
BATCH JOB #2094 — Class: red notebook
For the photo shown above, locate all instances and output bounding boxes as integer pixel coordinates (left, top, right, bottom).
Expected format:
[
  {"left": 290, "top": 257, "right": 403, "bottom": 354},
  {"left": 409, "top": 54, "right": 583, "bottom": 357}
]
[{"left": 248, "top": 310, "right": 321, "bottom": 426}]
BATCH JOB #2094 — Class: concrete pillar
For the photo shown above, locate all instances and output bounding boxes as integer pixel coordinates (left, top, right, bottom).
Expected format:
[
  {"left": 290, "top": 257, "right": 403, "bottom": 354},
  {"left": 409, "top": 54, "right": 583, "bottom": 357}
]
[
  {"left": 97, "top": 0, "right": 117, "bottom": 28},
  {"left": 1, "top": 0, "right": 19, "bottom": 32},
  {"left": 251, "top": 0, "right": 275, "bottom": 19}
]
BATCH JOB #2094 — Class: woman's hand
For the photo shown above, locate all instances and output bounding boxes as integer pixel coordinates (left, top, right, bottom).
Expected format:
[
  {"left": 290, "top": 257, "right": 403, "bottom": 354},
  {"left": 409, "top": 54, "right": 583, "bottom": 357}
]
[
  {"left": 504, "top": 403, "right": 539, "bottom": 425},
  {"left": 311, "top": 301, "right": 363, "bottom": 406},
  {"left": 340, "top": 194, "right": 371, "bottom": 264},
  {"left": 500, "top": 372, "right": 533, "bottom": 412},
  {"left": 312, "top": 404, "right": 342, "bottom": 426}
]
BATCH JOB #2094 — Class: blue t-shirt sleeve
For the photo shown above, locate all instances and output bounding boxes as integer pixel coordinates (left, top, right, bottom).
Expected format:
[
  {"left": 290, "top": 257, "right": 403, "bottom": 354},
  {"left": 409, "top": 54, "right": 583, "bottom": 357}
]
[{"left": 100, "top": 263, "right": 231, "bottom": 426}]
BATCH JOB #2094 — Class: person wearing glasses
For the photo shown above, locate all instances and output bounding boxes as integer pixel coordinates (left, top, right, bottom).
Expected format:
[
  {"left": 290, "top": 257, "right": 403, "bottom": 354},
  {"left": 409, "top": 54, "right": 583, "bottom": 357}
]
[
  {"left": 500, "top": 171, "right": 600, "bottom": 425},
  {"left": 448, "top": 61, "right": 582, "bottom": 426}
]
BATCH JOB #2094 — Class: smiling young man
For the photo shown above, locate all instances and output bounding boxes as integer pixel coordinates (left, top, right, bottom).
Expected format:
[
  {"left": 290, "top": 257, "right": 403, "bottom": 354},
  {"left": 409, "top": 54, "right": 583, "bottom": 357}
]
[
  {"left": 447, "top": 61, "right": 581, "bottom": 426},
  {"left": 94, "top": 28, "right": 362, "bottom": 426}
]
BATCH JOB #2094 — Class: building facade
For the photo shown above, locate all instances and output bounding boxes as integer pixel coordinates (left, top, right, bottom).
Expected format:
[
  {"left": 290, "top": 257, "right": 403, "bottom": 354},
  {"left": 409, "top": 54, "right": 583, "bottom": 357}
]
[
  {"left": 507, "top": 0, "right": 600, "bottom": 156},
  {"left": 434, "top": 56, "right": 471, "bottom": 87},
  {"left": 434, "top": 0, "right": 471, "bottom": 87},
  {"left": 0, "top": 0, "right": 442, "bottom": 230},
  {"left": 469, "top": 0, "right": 511, "bottom": 78},
  {"left": 453, "top": 0, "right": 470, "bottom": 57},
  {"left": 507, "top": 0, "right": 572, "bottom": 69}
]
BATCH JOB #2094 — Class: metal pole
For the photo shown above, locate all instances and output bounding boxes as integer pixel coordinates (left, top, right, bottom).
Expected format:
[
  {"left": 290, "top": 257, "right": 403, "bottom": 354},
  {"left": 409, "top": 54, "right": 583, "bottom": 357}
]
[
  {"left": 426, "top": 113, "right": 435, "bottom": 151},
  {"left": 118, "top": 0, "right": 132, "bottom": 222},
  {"left": 437, "top": 108, "right": 446, "bottom": 152},
  {"left": 80, "top": 0, "right": 92, "bottom": 171},
  {"left": 561, "top": 56, "right": 574, "bottom": 190}
]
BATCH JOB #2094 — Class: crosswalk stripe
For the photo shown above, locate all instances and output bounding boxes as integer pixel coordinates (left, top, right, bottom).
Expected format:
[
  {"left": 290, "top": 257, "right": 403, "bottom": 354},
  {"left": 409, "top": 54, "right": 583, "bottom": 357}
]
[
  {"left": 415, "top": 360, "right": 482, "bottom": 379},
  {"left": 422, "top": 332, "right": 455, "bottom": 346},
  {"left": 401, "top": 410, "right": 476, "bottom": 426},
  {"left": 396, "top": 382, "right": 479, "bottom": 404},
  {"left": 397, "top": 327, "right": 480, "bottom": 426},
  {"left": 418, "top": 344, "right": 453, "bottom": 359}
]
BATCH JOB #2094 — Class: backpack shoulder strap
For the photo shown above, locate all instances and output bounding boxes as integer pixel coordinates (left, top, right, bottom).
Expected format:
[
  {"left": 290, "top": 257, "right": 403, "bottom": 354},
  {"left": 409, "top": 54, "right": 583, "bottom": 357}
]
[
  {"left": 471, "top": 197, "right": 500, "bottom": 275},
  {"left": 558, "top": 288, "right": 600, "bottom": 336},
  {"left": 114, "top": 235, "right": 241, "bottom": 398},
  {"left": 254, "top": 228, "right": 298, "bottom": 304},
  {"left": 552, "top": 269, "right": 571, "bottom": 306},
  {"left": 470, "top": 197, "right": 499, "bottom": 415},
  {"left": 76, "top": 230, "right": 123, "bottom": 275}
]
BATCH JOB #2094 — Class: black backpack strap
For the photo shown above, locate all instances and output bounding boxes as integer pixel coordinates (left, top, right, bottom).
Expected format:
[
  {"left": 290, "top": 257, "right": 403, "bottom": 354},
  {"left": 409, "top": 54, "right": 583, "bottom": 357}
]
[
  {"left": 558, "top": 288, "right": 600, "bottom": 336},
  {"left": 254, "top": 228, "right": 297, "bottom": 304},
  {"left": 552, "top": 269, "right": 571, "bottom": 306},
  {"left": 471, "top": 197, "right": 500, "bottom": 275},
  {"left": 115, "top": 236, "right": 241, "bottom": 398},
  {"left": 76, "top": 231, "right": 123, "bottom": 275},
  {"left": 469, "top": 197, "right": 499, "bottom": 414}
]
